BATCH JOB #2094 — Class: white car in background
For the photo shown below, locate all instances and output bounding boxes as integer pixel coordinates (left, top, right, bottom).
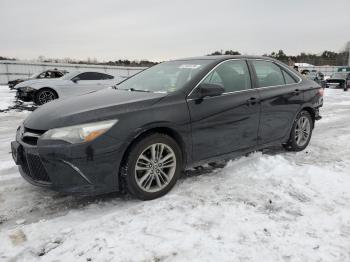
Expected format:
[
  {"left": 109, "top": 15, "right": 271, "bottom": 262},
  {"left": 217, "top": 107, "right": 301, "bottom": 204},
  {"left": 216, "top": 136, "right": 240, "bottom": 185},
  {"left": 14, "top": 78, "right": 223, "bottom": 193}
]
[{"left": 15, "top": 71, "right": 123, "bottom": 105}]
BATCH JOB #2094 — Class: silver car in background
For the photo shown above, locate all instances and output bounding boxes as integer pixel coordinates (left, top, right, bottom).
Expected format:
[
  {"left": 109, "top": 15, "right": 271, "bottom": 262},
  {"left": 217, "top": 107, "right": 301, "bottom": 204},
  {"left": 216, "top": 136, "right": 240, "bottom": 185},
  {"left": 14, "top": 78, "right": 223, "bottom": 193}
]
[{"left": 15, "top": 71, "right": 123, "bottom": 105}]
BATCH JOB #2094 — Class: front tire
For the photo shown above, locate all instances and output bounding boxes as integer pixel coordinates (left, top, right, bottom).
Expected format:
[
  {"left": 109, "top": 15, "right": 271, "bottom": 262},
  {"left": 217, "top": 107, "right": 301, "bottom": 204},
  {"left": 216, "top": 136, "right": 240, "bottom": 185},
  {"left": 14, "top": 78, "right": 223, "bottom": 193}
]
[
  {"left": 34, "top": 88, "right": 58, "bottom": 105},
  {"left": 122, "top": 133, "right": 182, "bottom": 200},
  {"left": 283, "top": 110, "right": 313, "bottom": 152}
]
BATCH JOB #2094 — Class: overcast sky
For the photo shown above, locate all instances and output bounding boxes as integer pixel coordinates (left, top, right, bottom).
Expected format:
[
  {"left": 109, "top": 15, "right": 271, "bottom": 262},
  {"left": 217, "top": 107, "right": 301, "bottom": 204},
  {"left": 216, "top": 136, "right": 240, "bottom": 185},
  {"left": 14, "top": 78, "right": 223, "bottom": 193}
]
[{"left": 0, "top": 0, "right": 349, "bottom": 62}]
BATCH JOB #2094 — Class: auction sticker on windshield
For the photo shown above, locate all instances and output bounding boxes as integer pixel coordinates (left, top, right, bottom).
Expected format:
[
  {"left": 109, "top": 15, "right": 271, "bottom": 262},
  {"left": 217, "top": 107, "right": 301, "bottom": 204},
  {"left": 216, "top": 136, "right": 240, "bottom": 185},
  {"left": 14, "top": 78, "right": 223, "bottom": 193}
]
[{"left": 179, "top": 64, "right": 202, "bottom": 69}]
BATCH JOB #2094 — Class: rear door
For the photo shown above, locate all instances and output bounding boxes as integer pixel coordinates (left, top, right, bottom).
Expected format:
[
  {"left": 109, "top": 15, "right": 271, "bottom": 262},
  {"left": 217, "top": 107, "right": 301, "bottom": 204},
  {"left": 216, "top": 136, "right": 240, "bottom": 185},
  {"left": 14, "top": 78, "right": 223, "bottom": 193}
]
[
  {"left": 187, "top": 59, "right": 260, "bottom": 161},
  {"left": 249, "top": 59, "right": 302, "bottom": 145}
]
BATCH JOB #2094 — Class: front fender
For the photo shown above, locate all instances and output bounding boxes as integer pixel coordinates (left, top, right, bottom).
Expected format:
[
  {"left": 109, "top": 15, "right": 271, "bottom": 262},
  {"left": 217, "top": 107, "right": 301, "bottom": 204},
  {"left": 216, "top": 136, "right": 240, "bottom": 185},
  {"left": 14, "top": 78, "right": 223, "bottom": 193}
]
[{"left": 124, "top": 121, "right": 192, "bottom": 167}]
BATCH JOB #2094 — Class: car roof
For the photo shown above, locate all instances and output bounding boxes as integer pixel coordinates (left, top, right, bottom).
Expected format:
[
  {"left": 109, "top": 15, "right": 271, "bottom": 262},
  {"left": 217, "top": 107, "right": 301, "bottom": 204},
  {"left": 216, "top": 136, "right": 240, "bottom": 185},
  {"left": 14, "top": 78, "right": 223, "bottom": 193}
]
[{"left": 172, "top": 55, "right": 278, "bottom": 62}]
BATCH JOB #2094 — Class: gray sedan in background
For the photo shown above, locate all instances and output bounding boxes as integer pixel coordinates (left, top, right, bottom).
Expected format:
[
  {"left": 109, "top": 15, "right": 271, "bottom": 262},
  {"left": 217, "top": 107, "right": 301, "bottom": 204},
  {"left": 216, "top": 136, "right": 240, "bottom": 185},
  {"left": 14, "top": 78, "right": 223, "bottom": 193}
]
[{"left": 15, "top": 71, "right": 123, "bottom": 105}]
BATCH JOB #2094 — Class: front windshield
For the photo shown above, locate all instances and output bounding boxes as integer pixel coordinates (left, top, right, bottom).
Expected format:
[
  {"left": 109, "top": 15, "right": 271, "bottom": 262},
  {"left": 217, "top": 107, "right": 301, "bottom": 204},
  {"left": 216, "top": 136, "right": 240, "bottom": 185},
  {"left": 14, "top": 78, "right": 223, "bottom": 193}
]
[
  {"left": 61, "top": 71, "right": 80, "bottom": 80},
  {"left": 29, "top": 72, "right": 40, "bottom": 79},
  {"left": 117, "top": 60, "right": 213, "bottom": 93}
]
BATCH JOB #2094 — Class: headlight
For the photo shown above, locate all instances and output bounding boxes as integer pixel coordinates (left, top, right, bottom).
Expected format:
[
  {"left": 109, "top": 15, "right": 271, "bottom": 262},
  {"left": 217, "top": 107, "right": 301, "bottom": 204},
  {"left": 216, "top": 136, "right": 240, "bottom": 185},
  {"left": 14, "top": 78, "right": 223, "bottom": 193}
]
[
  {"left": 20, "top": 86, "right": 36, "bottom": 92},
  {"left": 41, "top": 119, "right": 118, "bottom": 144}
]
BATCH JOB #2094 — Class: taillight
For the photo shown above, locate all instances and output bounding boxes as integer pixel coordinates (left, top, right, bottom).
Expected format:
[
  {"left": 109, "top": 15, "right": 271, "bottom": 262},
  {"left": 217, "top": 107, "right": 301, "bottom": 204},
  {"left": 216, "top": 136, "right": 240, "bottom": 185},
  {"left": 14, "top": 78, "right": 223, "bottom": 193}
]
[{"left": 318, "top": 88, "right": 324, "bottom": 97}]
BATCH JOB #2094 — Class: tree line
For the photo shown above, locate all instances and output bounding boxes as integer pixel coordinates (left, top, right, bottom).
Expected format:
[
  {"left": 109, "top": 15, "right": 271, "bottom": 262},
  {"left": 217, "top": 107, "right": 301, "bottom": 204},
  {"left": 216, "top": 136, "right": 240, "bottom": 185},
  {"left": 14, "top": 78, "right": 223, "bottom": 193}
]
[
  {"left": 0, "top": 55, "right": 158, "bottom": 67},
  {"left": 208, "top": 49, "right": 349, "bottom": 66},
  {"left": 1, "top": 49, "right": 349, "bottom": 66}
]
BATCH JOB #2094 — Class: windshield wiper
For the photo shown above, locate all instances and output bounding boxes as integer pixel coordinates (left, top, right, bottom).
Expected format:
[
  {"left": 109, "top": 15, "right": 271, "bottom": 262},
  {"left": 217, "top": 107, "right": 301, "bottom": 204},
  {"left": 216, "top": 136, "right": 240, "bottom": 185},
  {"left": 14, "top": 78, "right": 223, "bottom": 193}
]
[
  {"left": 116, "top": 87, "right": 151, "bottom": 92},
  {"left": 128, "top": 88, "right": 150, "bottom": 92}
]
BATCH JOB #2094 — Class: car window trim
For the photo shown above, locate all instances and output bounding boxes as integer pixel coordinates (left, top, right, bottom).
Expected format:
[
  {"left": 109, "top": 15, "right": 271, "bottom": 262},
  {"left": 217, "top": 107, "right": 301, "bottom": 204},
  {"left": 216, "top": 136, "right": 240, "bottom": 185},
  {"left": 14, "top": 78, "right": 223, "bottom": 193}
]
[
  {"left": 187, "top": 58, "right": 252, "bottom": 98},
  {"left": 187, "top": 88, "right": 256, "bottom": 101},
  {"left": 187, "top": 58, "right": 302, "bottom": 99}
]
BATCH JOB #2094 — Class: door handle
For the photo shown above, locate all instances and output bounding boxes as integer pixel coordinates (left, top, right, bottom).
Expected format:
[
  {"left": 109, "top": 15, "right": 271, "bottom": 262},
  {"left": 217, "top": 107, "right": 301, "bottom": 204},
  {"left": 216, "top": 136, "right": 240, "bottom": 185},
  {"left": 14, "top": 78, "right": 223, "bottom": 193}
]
[
  {"left": 246, "top": 97, "right": 259, "bottom": 106},
  {"left": 292, "top": 89, "right": 300, "bottom": 95}
]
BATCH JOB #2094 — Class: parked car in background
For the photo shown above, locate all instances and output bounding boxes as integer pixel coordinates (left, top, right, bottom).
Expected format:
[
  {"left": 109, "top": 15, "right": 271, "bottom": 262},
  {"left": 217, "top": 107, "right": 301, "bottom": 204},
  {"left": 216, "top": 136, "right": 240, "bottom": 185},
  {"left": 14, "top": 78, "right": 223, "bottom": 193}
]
[
  {"left": 11, "top": 56, "right": 324, "bottom": 200},
  {"left": 337, "top": 67, "right": 350, "bottom": 72},
  {"left": 15, "top": 71, "right": 123, "bottom": 105},
  {"left": 302, "top": 70, "right": 326, "bottom": 88},
  {"left": 326, "top": 72, "right": 350, "bottom": 91},
  {"left": 8, "top": 69, "right": 68, "bottom": 89}
]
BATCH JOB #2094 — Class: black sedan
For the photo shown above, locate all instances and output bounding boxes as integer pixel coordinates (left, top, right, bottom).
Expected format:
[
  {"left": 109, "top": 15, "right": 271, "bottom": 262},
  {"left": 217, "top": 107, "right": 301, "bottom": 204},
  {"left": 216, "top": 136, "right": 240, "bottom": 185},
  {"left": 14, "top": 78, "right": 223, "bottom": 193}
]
[
  {"left": 11, "top": 56, "right": 323, "bottom": 200},
  {"left": 8, "top": 69, "right": 67, "bottom": 89}
]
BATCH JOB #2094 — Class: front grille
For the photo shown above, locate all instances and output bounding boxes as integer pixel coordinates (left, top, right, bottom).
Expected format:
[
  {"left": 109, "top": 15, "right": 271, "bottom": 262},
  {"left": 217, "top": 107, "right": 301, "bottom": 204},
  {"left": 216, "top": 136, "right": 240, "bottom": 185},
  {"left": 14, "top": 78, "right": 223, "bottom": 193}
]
[
  {"left": 21, "top": 153, "right": 31, "bottom": 175},
  {"left": 22, "top": 136, "right": 39, "bottom": 145},
  {"left": 21, "top": 153, "right": 51, "bottom": 183}
]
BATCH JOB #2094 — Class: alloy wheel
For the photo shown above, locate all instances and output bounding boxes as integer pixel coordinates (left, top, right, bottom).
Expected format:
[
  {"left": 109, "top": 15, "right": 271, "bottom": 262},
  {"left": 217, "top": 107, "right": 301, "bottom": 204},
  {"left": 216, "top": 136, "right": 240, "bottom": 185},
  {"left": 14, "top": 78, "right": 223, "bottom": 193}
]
[
  {"left": 38, "top": 90, "right": 55, "bottom": 104},
  {"left": 135, "top": 143, "right": 176, "bottom": 193},
  {"left": 295, "top": 116, "right": 311, "bottom": 147}
]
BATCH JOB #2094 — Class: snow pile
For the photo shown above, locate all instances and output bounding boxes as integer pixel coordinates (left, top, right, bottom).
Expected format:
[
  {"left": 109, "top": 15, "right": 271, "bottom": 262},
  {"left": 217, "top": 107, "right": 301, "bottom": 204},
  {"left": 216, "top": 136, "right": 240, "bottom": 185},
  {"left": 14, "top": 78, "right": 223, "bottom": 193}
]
[
  {"left": 0, "top": 89, "right": 350, "bottom": 261},
  {"left": 0, "top": 86, "right": 16, "bottom": 110}
]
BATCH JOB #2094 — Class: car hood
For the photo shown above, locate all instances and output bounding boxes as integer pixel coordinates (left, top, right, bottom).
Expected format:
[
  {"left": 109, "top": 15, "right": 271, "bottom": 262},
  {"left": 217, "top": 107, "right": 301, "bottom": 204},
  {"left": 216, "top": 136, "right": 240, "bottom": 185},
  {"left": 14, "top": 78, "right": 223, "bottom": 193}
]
[
  {"left": 24, "top": 89, "right": 167, "bottom": 130},
  {"left": 16, "top": 79, "right": 63, "bottom": 89},
  {"left": 9, "top": 78, "right": 28, "bottom": 83}
]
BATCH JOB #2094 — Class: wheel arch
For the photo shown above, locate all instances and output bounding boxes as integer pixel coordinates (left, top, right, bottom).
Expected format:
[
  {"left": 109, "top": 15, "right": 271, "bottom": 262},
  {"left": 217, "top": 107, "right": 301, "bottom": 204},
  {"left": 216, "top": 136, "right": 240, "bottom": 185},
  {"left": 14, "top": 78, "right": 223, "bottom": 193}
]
[
  {"left": 300, "top": 106, "right": 316, "bottom": 127},
  {"left": 117, "top": 126, "right": 188, "bottom": 192},
  {"left": 121, "top": 126, "right": 188, "bottom": 169},
  {"left": 282, "top": 105, "right": 316, "bottom": 144},
  {"left": 35, "top": 87, "right": 59, "bottom": 98}
]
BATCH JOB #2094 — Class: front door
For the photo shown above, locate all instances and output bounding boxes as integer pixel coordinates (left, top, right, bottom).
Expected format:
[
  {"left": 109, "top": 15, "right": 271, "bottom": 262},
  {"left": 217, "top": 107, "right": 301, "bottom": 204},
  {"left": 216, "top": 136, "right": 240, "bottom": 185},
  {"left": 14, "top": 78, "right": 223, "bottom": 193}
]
[{"left": 187, "top": 59, "right": 261, "bottom": 161}]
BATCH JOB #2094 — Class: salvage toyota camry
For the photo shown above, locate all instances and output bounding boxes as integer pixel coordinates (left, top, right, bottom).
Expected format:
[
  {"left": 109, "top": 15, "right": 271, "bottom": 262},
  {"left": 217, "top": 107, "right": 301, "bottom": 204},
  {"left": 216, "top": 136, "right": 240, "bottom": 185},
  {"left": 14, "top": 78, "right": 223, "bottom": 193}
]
[{"left": 11, "top": 56, "right": 324, "bottom": 200}]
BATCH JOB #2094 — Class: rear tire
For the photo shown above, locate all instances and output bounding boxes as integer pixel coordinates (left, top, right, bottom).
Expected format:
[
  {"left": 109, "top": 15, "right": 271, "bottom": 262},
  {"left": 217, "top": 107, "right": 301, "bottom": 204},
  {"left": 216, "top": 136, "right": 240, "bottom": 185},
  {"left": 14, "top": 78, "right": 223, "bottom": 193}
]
[
  {"left": 121, "top": 133, "right": 182, "bottom": 200},
  {"left": 34, "top": 88, "right": 58, "bottom": 105},
  {"left": 283, "top": 110, "right": 313, "bottom": 152}
]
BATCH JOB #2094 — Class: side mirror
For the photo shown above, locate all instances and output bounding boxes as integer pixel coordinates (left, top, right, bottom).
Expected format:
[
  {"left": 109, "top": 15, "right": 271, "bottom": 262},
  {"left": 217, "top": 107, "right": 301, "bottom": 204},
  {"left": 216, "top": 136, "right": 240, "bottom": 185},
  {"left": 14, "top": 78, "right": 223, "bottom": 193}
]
[
  {"left": 72, "top": 78, "right": 79, "bottom": 83},
  {"left": 198, "top": 83, "right": 225, "bottom": 98}
]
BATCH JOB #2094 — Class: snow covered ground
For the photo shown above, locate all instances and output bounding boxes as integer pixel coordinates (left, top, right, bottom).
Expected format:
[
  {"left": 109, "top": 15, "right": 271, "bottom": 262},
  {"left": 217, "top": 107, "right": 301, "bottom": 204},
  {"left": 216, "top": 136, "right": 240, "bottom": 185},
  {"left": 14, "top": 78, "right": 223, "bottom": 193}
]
[
  {"left": 0, "top": 86, "right": 17, "bottom": 111},
  {"left": 0, "top": 86, "right": 350, "bottom": 262}
]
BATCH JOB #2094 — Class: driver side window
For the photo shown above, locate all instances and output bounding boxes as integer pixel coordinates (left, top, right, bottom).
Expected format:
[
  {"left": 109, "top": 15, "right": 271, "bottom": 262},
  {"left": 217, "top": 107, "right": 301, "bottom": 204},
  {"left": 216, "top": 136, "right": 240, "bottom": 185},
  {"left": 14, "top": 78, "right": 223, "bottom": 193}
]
[
  {"left": 202, "top": 60, "right": 251, "bottom": 93},
  {"left": 74, "top": 72, "right": 98, "bottom": 81}
]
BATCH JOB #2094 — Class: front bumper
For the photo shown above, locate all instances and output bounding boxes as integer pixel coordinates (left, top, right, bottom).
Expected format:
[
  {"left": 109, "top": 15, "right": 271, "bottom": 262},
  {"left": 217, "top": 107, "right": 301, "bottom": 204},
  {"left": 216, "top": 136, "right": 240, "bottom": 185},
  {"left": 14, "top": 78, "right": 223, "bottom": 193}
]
[
  {"left": 11, "top": 127, "right": 125, "bottom": 195},
  {"left": 16, "top": 90, "right": 35, "bottom": 102}
]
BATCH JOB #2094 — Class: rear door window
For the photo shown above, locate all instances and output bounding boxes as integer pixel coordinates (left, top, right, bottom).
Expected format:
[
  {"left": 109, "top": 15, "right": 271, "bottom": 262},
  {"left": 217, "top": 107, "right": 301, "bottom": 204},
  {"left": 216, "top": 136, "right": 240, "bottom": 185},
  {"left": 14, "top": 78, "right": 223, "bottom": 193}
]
[
  {"left": 282, "top": 70, "right": 297, "bottom": 84},
  {"left": 252, "top": 60, "right": 285, "bottom": 87}
]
